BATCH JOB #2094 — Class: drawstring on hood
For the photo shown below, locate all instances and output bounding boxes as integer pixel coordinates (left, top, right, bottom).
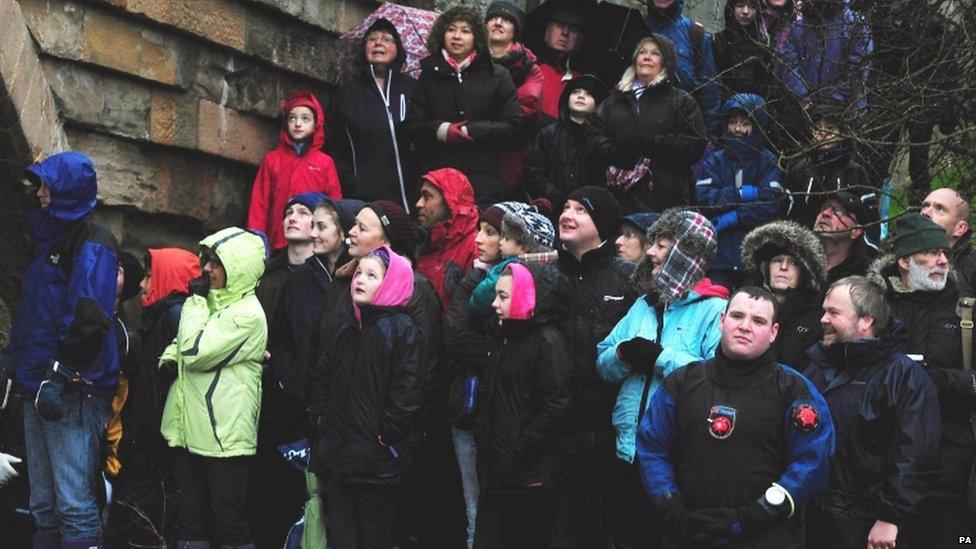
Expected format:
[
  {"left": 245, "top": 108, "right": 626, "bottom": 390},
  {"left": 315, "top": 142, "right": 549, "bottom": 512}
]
[{"left": 198, "top": 228, "right": 267, "bottom": 312}]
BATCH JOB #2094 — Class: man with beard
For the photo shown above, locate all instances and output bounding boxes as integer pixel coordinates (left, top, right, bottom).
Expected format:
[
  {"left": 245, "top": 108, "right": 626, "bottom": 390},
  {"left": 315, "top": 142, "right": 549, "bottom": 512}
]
[
  {"left": 804, "top": 276, "right": 941, "bottom": 549},
  {"left": 921, "top": 188, "right": 976, "bottom": 297},
  {"left": 596, "top": 209, "right": 727, "bottom": 547},
  {"left": 812, "top": 191, "right": 877, "bottom": 285},
  {"left": 637, "top": 286, "right": 834, "bottom": 548},
  {"left": 868, "top": 213, "right": 976, "bottom": 546}
]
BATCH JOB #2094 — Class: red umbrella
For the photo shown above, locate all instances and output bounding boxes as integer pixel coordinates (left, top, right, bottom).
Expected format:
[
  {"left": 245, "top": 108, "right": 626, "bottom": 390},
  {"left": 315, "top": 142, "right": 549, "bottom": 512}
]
[{"left": 338, "top": 2, "right": 440, "bottom": 80}]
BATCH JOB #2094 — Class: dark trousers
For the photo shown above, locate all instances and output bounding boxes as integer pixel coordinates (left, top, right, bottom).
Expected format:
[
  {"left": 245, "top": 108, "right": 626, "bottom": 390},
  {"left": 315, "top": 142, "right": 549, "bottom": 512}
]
[
  {"left": 323, "top": 481, "right": 400, "bottom": 549},
  {"left": 172, "top": 448, "right": 252, "bottom": 545},
  {"left": 909, "top": 496, "right": 975, "bottom": 548},
  {"left": 550, "top": 429, "right": 612, "bottom": 548},
  {"left": 606, "top": 458, "right": 664, "bottom": 549},
  {"left": 807, "top": 502, "right": 912, "bottom": 549},
  {"left": 474, "top": 490, "right": 559, "bottom": 549}
]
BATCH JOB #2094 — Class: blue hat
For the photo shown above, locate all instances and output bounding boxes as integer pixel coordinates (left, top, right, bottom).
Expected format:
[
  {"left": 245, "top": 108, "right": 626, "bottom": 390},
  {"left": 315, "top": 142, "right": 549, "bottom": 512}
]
[{"left": 283, "top": 192, "right": 327, "bottom": 217}]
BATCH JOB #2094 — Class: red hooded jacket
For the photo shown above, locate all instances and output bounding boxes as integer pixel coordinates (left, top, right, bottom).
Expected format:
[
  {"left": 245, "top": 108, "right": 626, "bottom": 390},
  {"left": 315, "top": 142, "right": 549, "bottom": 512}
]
[
  {"left": 417, "top": 168, "right": 479, "bottom": 311},
  {"left": 247, "top": 91, "right": 342, "bottom": 250},
  {"left": 140, "top": 247, "right": 201, "bottom": 308}
]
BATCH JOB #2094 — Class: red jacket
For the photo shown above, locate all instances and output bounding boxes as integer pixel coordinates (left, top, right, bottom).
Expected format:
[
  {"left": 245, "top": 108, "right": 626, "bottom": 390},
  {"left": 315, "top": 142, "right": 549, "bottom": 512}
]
[
  {"left": 417, "top": 168, "right": 479, "bottom": 311},
  {"left": 538, "top": 56, "right": 580, "bottom": 120},
  {"left": 499, "top": 44, "right": 545, "bottom": 193},
  {"left": 248, "top": 91, "right": 342, "bottom": 250}
]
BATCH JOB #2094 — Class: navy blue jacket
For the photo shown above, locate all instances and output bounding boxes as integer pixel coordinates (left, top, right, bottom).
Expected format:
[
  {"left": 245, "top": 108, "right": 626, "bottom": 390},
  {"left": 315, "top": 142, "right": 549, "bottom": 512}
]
[
  {"left": 4, "top": 152, "right": 119, "bottom": 396},
  {"left": 803, "top": 321, "right": 942, "bottom": 526},
  {"left": 696, "top": 94, "right": 784, "bottom": 271}
]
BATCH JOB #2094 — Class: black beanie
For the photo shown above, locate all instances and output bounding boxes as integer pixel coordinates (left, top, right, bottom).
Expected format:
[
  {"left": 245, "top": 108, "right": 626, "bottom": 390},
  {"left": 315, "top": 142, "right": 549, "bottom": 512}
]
[
  {"left": 566, "top": 186, "right": 621, "bottom": 242},
  {"left": 367, "top": 200, "right": 422, "bottom": 261},
  {"left": 486, "top": 0, "right": 525, "bottom": 41},
  {"left": 892, "top": 213, "right": 950, "bottom": 259},
  {"left": 118, "top": 250, "right": 145, "bottom": 303}
]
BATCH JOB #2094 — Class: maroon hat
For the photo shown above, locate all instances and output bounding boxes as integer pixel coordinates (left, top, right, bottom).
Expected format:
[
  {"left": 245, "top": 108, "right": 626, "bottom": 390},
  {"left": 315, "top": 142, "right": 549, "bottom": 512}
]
[{"left": 366, "top": 200, "right": 423, "bottom": 261}]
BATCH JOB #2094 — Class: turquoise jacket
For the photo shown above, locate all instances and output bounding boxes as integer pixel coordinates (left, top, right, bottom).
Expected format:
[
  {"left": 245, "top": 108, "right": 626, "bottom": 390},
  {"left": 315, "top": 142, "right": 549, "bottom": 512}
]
[{"left": 597, "top": 286, "right": 726, "bottom": 462}]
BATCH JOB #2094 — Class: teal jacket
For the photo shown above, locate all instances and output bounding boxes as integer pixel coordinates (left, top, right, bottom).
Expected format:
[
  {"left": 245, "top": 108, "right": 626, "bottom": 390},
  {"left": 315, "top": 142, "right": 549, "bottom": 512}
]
[{"left": 597, "top": 285, "right": 726, "bottom": 462}]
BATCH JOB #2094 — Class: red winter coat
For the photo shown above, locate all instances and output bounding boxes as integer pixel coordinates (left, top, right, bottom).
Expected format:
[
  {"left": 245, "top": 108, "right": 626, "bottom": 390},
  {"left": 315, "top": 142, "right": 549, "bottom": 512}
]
[
  {"left": 498, "top": 43, "right": 545, "bottom": 194},
  {"left": 538, "top": 55, "right": 580, "bottom": 120},
  {"left": 417, "top": 168, "right": 479, "bottom": 311},
  {"left": 247, "top": 91, "right": 342, "bottom": 250}
]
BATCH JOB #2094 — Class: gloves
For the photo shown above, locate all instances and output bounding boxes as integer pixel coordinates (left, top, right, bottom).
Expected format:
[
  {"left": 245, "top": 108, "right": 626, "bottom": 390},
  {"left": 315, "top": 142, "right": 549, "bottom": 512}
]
[
  {"left": 0, "top": 453, "right": 21, "bottom": 488},
  {"left": 656, "top": 493, "right": 690, "bottom": 529},
  {"left": 617, "top": 337, "right": 664, "bottom": 376},
  {"left": 446, "top": 122, "right": 473, "bottom": 146},
  {"left": 712, "top": 211, "right": 739, "bottom": 232},
  {"left": 35, "top": 362, "right": 87, "bottom": 421},
  {"left": 686, "top": 497, "right": 788, "bottom": 544},
  {"left": 739, "top": 185, "right": 759, "bottom": 202},
  {"left": 0, "top": 356, "right": 13, "bottom": 410},
  {"left": 187, "top": 274, "right": 211, "bottom": 297}
]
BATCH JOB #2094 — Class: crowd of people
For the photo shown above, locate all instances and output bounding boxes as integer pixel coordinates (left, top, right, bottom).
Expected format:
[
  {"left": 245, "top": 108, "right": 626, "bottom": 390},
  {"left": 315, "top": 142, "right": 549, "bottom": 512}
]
[{"left": 0, "top": 0, "right": 972, "bottom": 548}]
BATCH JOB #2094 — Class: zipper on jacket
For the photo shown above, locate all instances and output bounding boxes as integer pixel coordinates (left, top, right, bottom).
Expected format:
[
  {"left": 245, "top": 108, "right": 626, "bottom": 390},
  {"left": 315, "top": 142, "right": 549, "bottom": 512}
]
[{"left": 375, "top": 71, "right": 411, "bottom": 212}]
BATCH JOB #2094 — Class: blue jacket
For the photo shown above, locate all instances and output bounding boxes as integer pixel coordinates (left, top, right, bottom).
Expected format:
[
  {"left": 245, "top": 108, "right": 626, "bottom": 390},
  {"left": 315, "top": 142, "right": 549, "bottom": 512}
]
[
  {"left": 784, "top": 2, "right": 873, "bottom": 110},
  {"left": 644, "top": 0, "right": 722, "bottom": 136},
  {"left": 596, "top": 287, "right": 726, "bottom": 462},
  {"left": 696, "top": 94, "right": 784, "bottom": 271},
  {"left": 4, "top": 152, "right": 120, "bottom": 396}
]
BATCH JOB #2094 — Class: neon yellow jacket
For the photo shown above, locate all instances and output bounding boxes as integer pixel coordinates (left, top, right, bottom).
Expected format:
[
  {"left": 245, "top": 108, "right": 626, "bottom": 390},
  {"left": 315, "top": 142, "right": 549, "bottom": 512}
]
[{"left": 160, "top": 228, "right": 268, "bottom": 457}]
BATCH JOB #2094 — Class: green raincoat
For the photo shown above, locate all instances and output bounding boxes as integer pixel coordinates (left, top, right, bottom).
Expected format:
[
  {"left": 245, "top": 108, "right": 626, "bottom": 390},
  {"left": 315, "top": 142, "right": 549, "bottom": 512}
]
[{"left": 160, "top": 228, "right": 268, "bottom": 457}]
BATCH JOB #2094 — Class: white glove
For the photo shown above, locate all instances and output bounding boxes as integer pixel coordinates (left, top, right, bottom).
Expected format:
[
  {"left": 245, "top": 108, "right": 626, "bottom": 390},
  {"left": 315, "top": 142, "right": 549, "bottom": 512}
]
[{"left": 0, "top": 453, "right": 22, "bottom": 487}]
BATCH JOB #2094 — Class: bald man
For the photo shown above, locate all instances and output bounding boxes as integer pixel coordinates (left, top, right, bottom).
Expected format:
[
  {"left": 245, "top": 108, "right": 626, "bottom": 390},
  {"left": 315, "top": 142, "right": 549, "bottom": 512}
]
[{"left": 921, "top": 188, "right": 976, "bottom": 296}]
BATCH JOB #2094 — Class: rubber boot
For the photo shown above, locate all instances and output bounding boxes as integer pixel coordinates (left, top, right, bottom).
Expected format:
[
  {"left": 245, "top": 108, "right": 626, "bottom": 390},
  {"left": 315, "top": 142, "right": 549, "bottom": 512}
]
[{"left": 31, "top": 530, "right": 60, "bottom": 549}]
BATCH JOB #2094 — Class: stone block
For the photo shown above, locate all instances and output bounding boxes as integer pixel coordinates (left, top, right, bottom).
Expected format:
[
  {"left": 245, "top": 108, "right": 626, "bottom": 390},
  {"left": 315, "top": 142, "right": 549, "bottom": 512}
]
[
  {"left": 82, "top": 8, "right": 186, "bottom": 87},
  {"left": 18, "top": 0, "right": 85, "bottom": 60},
  {"left": 125, "top": 0, "right": 247, "bottom": 51},
  {"left": 149, "top": 89, "right": 197, "bottom": 148},
  {"left": 244, "top": 12, "right": 338, "bottom": 81},
  {"left": 196, "top": 99, "right": 276, "bottom": 165},
  {"left": 43, "top": 58, "right": 151, "bottom": 140}
]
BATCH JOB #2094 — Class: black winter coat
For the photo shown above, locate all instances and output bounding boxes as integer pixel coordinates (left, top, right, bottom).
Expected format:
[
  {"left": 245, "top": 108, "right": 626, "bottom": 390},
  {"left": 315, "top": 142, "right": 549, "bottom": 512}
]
[
  {"left": 476, "top": 266, "right": 572, "bottom": 495},
  {"left": 871, "top": 257, "right": 976, "bottom": 500},
  {"left": 443, "top": 267, "right": 493, "bottom": 427},
  {"left": 256, "top": 250, "right": 298, "bottom": 327},
  {"left": 403, "top": 52, "right": 522, "bottom": 206},
  {"left": 556, "top": 243, "right": 637, "bottom": 432},
  {"left": 524, "top": 119, "right": 606, "bottom": 212},
  {"left": 131, "top": 293, "right": 184, "bottom": 441},
  {"left": 586, "top": 82, "right": 706, "bottom": 213},
  {"left": 773, "top": 288, "right": 824, "bottom": 370},
  {"left": 310, "top": 305, "right": 425, "bottom": 485},
  {"left": 783, "top": 147, "right": 872, "bottom": 229},
  {"left": 826, "top": 239, "right": 877, "bottom": 285},
  {"left": 326, "top": 69, "right": 418, "bottom": 211},
  {"left": 804, "top": 321, "right": 942, "bottom": 525},
  {"left": 952, "top": 232, "right": 976, "bottom": 298}
]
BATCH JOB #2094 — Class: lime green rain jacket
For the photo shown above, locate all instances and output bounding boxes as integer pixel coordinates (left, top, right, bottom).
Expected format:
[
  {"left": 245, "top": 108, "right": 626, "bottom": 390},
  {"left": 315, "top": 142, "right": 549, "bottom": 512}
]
[{"left": 160, "top": 228, "right": 268, "bottom": 457}]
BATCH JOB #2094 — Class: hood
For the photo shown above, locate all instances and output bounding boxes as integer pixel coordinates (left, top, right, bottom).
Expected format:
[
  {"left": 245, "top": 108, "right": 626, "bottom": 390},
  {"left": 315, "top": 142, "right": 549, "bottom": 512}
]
[
  {"left": 866, "top": 253, "right": 956, "bottom": 295},
  {"left": 141, "top": 247, "right": 201, "bottom": 308},
  {"left": 646, "top": 0, "right": 684, "bottom": 22},
  {"left": 421, "top": 168, "right": 479, "bottom": 251},
  {"left": 722, "top": 93, "right": 769, "bottom": 131},
  {"left": 742, "top": 220, "right": 828, "bottom": 292},
  {"left": 723, "top": 0, "right": 769, "bottom": 41},
  {"left": 638, "top": 209, "right": 718, "bottom": 303},
  {"left": 814, "top": 317, "right": 909, "bottom": 371},
  {"left": 720, "top": 93, "right": 770, "bottom": 161},
  {"left": 691, "top": 277, "right": 730, "bottom": 299},
  {"left": 278, "top": 90, "right": 326, "bottom": 151},
  {"left": 25, "top": 151, "right": 98, "bottom": 225},
  {"left": 426, "top": 5, "right": 490, "bottom": 57},
  {"left": 558, "top": 73, "right": 610, "bottom": 121},
  {"left": 501, "top": 261, "right": 566, "bottom": 327},
  {"left": 352, "top": 245, "right": 414, "bottom": 322},
  {"left": 199, "top": 228, "right": 267, "bottom": 309},
  {"left": 506, "top": 262, "right": 537, "bottom": 320},
  {"left": 357, "top": 18, "right": 407, "bottom": 76}
]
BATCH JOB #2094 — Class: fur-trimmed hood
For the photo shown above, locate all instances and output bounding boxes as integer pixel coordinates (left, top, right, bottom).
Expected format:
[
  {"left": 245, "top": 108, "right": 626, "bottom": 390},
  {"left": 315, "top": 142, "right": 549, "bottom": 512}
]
[
  {"left": 741, "top": 220, "right": 828, "bottom": 292},
  {"left": 866, "top": 253, "right": 956, "bottom": 295}
]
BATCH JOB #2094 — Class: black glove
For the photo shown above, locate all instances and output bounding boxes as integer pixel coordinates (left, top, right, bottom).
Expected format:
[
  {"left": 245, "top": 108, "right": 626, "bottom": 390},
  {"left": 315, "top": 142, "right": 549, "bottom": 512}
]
[
  {"left": 187, "top": 274, "right": 211, "bottom": 297},
  {"left": 684, "top": 507, "right": 740, "bottom": 545},
  {"left": 617, "top": 337, "right": 664, "bottom": 376},
  {"left": 656, "top": 493, "right": 692, "bottom": 533},
  {"left": 0, "top": 356, "right": 13, "bottom": 410},
  {"left": 35, "top": 362, "right": 87, "bottom": 421}
]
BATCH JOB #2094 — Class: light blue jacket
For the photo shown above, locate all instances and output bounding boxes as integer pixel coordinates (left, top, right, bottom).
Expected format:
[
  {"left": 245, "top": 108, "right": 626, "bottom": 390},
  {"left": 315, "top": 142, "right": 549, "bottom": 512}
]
[{"left": 597, "top": 289, "right": 726, "bottom": 462}]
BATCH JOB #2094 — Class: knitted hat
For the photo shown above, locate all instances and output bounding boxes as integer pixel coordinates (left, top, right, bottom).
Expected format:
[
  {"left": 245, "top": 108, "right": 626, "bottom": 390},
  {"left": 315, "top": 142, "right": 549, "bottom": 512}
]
[
  {"left": 366, "top": 200, "right": 423, "bottom": 261},
  {"left": 481, "top": 201, "right": 534, "bottom": 232},
  {"left": 118, "top": 250, "right": 145, "bottom": 303},
  {"left": 638, "top": 209, "right": 718, "bottom": 303},
  {"left": 284, "top": 192, "right": 327, "bottom": 217},
  {"left": 486, "top": 0, "right": 525, "bottom": 41},
  {"left": 565, "top": 186, "right": 621, "bottom": 242},
  {"left": 502, "top": 210, "right": 556, "bottom": 252},
  {"left": 892, "top": 213, "right": 950, "bottom": 259}
]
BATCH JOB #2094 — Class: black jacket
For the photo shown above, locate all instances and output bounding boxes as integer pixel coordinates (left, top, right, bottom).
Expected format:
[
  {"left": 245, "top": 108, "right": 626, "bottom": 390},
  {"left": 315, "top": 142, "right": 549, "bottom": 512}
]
[
  {"left": 556, "top": 243, "right": 637, "bottom": 431},
  {"left": 310, "top": 304, "right": 425, "bottom": 485},
  {"left": 952, "top": 232, "right": 976, "bottom": 298},
  {"left": 130, "top": 293, "right": 184, "bottom": 443},
  {"left": 586, "top": 81, "right": 706, "bottom": 213},
  {"left": 827, "top": 239, "right": 877, "bottom": 285},
  {"left": 443, "top": 267, "right": 493, "bottom": 426},
  {"left": 713, "top": 0, "right": 778, "bottom": 99},
  {"left": 804, "top": 321, "right": 942, "bottom": 525},
  {"left": 476, "top": 264, "right": 572, "bottom": 495},
  {"left": 256, "top": 250, "right": 299, "bottom": 327},
  {"left": 774, "top": 288, "right": 824, "bottom": 370},
  {"left": 403, "top": 51, "right": 522, "bottom": 206},
  {"left": 783, "top": 147, "right": 872, "bottom": 229},
  {"left": 870, "top": 255, "right": 976, "bottom": 500}
]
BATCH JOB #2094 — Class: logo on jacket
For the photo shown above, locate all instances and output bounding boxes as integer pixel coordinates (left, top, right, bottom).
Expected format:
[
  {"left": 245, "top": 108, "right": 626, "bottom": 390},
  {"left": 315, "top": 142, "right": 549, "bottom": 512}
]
[
  {"left": 792, "top": 403, "right": 820, "bottom": 432},
  {"left": 707, "top": 406, "right": 736, "bottom": 440},
  {"left": 48, "top": 253, "right": 61, "bottom": 265}
]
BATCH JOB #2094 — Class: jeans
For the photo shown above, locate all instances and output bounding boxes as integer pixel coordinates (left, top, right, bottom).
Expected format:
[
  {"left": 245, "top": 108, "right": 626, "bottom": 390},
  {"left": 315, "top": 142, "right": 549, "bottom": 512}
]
[
  {"left": 452, "top": 426, "right": 479, "bottom": 549},
  {"left": 172, "top": 448, "right": 252, "bottom": 545},
  {"left": 24, "top": 393, "right": 111, "bottom": 542}
]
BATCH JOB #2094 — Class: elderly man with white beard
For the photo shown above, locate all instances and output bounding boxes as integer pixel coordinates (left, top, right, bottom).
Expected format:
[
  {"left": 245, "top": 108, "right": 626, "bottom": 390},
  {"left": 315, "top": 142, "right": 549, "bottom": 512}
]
[{"left": 867, "top": 212, "right": 976, "bottom": 547}]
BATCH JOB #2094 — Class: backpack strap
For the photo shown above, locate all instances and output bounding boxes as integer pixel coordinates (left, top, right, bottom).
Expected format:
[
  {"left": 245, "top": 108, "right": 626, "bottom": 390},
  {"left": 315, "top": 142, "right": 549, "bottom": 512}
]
[
  {"left": 637, "top": 302, "right": 667, "bottom": 421},
  {"left": 959, "top": 296, "right": 975, "bottom": 371}
]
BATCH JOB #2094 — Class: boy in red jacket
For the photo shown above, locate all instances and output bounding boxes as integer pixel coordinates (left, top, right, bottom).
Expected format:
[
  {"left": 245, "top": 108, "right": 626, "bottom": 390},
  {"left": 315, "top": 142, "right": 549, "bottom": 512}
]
[{"left": 248, "top": 91, "right": 342, "bottom": 250}]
